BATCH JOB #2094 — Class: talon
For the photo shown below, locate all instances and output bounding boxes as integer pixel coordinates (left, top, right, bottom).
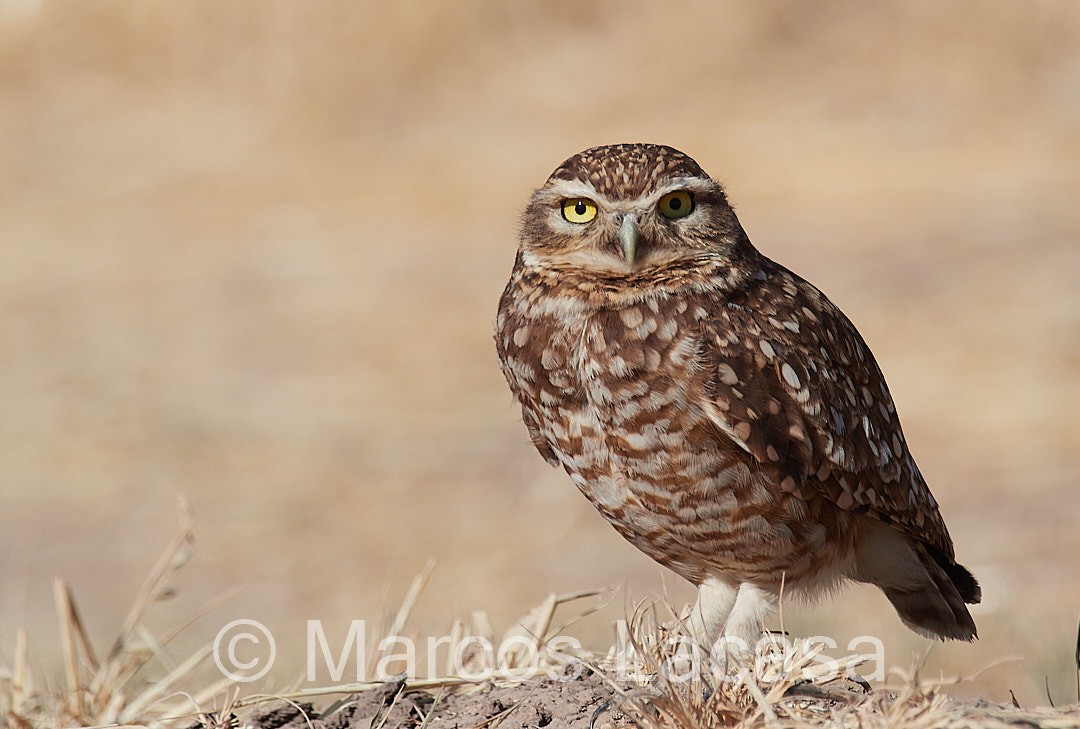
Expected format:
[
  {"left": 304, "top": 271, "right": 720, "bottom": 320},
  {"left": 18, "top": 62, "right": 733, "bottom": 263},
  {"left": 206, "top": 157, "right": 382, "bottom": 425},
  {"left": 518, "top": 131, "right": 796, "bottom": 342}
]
[{"left": 588, "top": 699, "right": 612, "bottom": 729}]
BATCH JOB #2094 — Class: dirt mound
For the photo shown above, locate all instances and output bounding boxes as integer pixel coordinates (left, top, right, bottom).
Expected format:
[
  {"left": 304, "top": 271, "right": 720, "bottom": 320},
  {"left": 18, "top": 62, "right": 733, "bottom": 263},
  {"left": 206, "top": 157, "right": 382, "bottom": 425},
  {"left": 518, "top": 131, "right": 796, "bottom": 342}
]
[
  {"left": 230, "top": 677, "right": 1080, "bottom": 729},
  {"left": 242, "top": 674, "right": 616, "bottom": 729}
]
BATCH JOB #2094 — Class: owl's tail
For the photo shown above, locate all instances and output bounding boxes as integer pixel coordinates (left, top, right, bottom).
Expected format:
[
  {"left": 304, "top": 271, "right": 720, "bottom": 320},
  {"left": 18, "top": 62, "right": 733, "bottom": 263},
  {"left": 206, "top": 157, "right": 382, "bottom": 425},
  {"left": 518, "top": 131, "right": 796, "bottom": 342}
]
[
  {"left": 853, "top": 520, "right": 981, "bottom": 641},
  {"left": 882, "top": 544, "right": 980, "bottom": 641}
]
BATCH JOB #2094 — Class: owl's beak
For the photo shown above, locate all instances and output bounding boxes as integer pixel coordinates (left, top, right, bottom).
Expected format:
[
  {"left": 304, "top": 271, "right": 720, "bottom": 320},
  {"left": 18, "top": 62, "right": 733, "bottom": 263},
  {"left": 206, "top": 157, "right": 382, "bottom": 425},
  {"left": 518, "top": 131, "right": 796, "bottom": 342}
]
[{"left": 618, "top": 214, "right": 638, "bottom": 267}]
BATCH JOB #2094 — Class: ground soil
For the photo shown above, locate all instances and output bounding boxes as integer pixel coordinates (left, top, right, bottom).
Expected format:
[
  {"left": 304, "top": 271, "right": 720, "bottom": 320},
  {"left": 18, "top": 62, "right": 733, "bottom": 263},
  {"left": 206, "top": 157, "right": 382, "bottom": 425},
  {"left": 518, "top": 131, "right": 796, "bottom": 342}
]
[
  {"left": 240, "top": 673, "right": 619, "bottom": 729},
  {"left": 232, "top": 677, "right": 1080, "bottom": 729}
]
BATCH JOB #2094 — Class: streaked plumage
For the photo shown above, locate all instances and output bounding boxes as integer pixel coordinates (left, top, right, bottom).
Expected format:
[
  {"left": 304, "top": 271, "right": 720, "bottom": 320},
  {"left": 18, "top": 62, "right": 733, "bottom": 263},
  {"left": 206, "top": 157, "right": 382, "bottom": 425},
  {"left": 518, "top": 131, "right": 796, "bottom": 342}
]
[{"left": 495, "top": 143, "right": 980, "bottom": 649}]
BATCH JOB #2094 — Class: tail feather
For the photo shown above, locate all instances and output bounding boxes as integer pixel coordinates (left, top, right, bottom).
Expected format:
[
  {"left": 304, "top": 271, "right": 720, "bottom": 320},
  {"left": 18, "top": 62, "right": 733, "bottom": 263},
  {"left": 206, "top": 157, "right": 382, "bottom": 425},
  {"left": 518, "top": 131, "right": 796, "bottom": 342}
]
[
  {"left": 936, "top": 550, "right": 982, "bottom": 604},
  {"left": 853, "top": 520, "right": 979, "bottom": 641},
  {"left": 884, "top": 546, "right": 978, "bottom": 641}
]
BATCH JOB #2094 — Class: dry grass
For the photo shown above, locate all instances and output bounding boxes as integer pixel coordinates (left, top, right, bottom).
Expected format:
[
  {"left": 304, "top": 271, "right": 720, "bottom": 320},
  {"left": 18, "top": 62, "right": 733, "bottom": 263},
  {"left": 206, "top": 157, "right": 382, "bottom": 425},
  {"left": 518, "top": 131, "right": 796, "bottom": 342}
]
[
  {"left": 590, "top": 599, "right": 1080, "bottom": 728},
  {"left": 3, "top": 518, "right": 1077, "bottom": 729},
  {"left": 0, "top": 507, "right": 232, "bottom": 728}
]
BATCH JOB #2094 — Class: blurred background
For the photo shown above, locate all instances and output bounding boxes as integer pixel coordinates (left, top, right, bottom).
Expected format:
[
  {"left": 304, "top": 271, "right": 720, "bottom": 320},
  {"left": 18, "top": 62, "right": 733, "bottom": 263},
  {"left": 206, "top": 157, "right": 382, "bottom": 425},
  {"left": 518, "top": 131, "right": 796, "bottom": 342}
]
[{"left": 1, "top": 0, "right": 1078, "bottom": 704}]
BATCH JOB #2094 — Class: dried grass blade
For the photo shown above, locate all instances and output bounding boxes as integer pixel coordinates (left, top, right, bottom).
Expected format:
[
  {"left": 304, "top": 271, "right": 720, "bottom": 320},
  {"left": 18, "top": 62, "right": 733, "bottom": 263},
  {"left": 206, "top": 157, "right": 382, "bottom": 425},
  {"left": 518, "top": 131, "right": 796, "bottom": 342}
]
[
  {"left": 12, "top": 629, "right": 29, "bottom": 714},
  {"left": 471, "top": 611, "right": 494, "bottom": 644},
  {"left": 118, "top": 642, "right": 212, "bottom": 724},
  {"left": 531, "top": 592, "right": 557, "bottom": 648},
  {"left": 157, "top": 585, "right": 245, "bottom": 648},
  {"left": 446, "top": 619, "right": 464, "bottom": 677},
  {"left": 133, "top": 623, "right": 176, "bottom": 673},
  {"left": 53, "top": 578, "right": 84, "bottom": 718},
  {"left": 386, "top": 559, "right": 435, "bottom": 640},
  {"left": 739, "top": 669, "right": 777, "bottom": 724},
  {"left": 108, "top": 501, "right": 195, "bottom": 663}
]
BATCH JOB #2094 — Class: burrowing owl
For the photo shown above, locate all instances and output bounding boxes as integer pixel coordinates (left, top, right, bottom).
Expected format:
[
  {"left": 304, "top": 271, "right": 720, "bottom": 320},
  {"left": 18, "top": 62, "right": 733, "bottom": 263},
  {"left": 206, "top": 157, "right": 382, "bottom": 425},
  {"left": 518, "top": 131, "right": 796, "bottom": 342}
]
[{"left": 495, "top": 143, "right": 980, "bottom": 650}]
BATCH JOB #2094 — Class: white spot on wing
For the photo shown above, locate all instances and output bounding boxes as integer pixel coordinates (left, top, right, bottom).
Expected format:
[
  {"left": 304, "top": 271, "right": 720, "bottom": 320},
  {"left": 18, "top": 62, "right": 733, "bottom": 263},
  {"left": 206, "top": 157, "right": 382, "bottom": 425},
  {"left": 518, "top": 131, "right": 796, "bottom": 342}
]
[
  {"left": 717, "top": 362, "right": 739, "bottom": 385},
  {"left": 781, "top": 363, "right": 801, "bottom": 389},
  {"left": 699, "top": 399, "right": 753, "bottom": 455}
]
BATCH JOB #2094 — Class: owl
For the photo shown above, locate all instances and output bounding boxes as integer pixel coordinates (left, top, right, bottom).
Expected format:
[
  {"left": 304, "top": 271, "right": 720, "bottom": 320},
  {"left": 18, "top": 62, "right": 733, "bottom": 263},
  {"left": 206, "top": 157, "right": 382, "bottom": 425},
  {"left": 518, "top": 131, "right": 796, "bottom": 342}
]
[{"left": 495, "top": 143, "right": 980, "bottom": 652}]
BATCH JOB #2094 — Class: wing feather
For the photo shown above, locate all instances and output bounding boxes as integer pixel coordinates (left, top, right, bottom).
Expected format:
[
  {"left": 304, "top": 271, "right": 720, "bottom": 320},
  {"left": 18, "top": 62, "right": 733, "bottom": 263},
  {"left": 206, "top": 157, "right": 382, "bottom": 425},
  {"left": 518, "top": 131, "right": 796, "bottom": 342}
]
[{"left": 696, "top": 260, "right": 955, "bottom": 559}]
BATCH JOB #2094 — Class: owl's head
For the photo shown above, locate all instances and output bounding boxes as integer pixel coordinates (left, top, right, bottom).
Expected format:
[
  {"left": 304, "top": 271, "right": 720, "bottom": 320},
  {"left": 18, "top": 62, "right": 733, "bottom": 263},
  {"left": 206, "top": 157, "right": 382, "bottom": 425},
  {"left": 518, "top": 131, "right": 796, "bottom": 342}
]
[{"left": 519, "top": 144, "right": 750, "bottom": 277}]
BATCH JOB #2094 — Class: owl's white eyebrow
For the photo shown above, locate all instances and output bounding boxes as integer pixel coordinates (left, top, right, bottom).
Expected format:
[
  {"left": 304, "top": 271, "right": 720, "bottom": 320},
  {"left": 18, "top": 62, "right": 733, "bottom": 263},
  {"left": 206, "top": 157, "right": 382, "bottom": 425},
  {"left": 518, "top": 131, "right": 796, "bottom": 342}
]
[
  {"left": 545, "top": 179, "right": 603, "bottom": 202},
  {"left": 544, "top": 176, "right": 714, "bottom": 208},
  {"left": 649, "top": 177, "right": 715, "bottom": 199}
]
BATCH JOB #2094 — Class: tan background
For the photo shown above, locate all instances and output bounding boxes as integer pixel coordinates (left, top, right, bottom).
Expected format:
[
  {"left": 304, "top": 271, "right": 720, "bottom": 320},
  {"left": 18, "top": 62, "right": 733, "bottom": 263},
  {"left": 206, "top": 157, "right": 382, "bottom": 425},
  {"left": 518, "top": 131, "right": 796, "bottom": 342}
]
[{"left": 1, "top": 1, "right": 1078, "bottom": 704}]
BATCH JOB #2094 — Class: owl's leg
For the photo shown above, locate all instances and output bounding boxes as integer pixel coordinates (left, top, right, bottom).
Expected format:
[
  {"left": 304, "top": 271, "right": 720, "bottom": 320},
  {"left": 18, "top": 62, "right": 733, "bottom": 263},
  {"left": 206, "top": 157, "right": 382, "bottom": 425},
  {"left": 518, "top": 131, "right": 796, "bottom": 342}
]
[
  {"left": 720, "top": 582, "right": 778, "bottom": 655},
  {"left": 687, "top": 577, "right": 738, "bottom": 650},
  {"left": 688, "top": 580, "right": 776, "bottom": 677},
  {"left": 708, "top": 583, "right": 777, "bottom": 669}
]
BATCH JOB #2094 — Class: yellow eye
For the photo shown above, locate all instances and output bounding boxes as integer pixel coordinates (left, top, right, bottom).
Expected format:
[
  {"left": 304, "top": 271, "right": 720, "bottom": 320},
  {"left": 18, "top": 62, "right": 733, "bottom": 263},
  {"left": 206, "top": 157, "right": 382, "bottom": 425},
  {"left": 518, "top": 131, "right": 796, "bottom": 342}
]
[
  {"left": 561, "top": 198, "right": 598, "bottom": 224},
  {"left": 658, "top": 190, "right": 694, "bottom": 219}
]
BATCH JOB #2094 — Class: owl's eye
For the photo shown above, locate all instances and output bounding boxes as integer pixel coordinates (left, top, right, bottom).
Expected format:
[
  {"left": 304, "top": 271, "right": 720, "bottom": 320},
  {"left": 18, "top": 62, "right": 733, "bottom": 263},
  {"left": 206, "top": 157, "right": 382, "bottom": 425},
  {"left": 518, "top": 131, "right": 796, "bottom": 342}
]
[
  {"left": 658, "top": 190, "right": 694, "bottom": 219},
  {"left": 561, "top": 198, "right": 598, "bottom": 224}
]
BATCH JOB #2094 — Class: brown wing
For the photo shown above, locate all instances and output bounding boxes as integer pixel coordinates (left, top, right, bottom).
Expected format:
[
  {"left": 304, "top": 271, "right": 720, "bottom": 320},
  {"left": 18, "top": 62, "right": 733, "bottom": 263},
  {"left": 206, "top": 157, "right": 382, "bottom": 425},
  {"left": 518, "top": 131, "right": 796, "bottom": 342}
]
[
  {"left": 495, "top": 260, "right": 562, "bottom": 468},
  {"left": 696, "top": 259, "right": 956, "bottom": 560}
]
